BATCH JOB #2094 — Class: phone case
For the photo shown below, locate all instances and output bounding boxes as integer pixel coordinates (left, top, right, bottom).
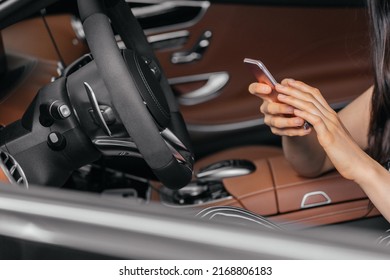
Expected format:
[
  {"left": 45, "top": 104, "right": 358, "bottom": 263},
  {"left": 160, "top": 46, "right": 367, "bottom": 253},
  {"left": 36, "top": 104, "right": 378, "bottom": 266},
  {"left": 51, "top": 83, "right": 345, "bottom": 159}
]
[{"left": 244, "top": 58, "right": 278, "bottom": 88}]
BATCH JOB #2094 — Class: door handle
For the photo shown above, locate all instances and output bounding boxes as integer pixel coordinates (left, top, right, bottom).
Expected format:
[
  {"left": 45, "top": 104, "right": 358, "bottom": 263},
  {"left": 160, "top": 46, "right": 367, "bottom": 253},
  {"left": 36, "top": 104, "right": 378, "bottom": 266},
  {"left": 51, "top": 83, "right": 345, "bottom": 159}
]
[
  {"left": 169, "top": 72, "right": 229, "bottom": 105},
  {"left": 171, "top": 30, "right": 212, "bottom": 64}
]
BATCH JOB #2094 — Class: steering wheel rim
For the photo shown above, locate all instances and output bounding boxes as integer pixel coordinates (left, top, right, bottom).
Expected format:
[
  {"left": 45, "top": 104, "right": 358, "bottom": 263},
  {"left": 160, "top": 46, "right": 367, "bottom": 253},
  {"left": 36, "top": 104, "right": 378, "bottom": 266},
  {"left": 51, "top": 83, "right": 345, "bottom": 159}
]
[{"left": 77, "top": 0, "right": 194, "bottom": 189}]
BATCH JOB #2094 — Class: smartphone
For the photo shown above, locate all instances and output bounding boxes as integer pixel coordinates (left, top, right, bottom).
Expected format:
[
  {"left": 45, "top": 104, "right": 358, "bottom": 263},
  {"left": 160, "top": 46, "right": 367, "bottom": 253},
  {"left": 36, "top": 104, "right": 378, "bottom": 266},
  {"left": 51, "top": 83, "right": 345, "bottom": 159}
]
[
  {"left": 244, "top": 58, "right": 312, "bottom": 129},
  {"left": 243, "top": 58, "right": 278, "bottom": 89}
]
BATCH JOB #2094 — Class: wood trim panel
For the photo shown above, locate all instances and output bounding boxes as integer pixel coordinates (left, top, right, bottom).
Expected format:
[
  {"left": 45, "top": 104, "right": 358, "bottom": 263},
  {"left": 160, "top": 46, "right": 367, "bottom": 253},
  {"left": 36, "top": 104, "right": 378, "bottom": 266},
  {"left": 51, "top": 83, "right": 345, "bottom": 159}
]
[
  {"left": 156, "top": 4, "right": 372, "bottom": 125},
  {"left": 0, "top": 55, "right": 57, "bottom": 126},
  {"left": 2, "top": 14, "right": 88, "bottom": 65}
]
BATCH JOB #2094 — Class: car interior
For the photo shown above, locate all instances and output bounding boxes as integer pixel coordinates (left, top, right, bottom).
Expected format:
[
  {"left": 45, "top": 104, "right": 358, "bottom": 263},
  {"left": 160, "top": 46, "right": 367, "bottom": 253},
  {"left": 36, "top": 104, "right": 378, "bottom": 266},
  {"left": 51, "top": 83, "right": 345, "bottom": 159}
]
[{"left": 0, "top": 0, "right": 389, "bottom": 246}]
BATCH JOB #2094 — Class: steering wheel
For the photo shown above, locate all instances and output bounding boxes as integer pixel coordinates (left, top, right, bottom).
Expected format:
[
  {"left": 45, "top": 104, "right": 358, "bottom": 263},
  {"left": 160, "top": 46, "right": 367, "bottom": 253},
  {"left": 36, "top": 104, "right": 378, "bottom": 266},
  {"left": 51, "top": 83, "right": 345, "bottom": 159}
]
[{"left": 75, "top": 0, "right": 194, "bottom": 189}]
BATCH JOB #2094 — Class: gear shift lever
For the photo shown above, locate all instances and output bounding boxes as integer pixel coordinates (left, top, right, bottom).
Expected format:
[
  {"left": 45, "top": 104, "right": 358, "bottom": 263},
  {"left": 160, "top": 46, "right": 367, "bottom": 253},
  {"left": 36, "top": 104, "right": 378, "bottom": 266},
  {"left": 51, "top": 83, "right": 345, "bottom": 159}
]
[{"left": 196, "top": 159, "right": 256, "bottom": 183}]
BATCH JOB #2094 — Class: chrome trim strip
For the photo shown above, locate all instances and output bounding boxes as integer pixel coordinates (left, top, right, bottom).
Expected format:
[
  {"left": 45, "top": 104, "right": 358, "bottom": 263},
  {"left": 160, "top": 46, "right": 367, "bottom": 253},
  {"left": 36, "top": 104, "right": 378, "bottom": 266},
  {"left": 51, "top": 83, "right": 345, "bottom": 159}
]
[
  {"left": 196, "top": 207, "right": 283, "bottom": 231},
  {"left": 160, "top": 128, "right": 193, "bottom": 167},
  {"left": 118, "top": 30, "right": 190, "bottom": 49},
  {"left": 147, "top": 30, "right": 189, "bottom": 44},
  {"left": 83, "top": 82, "right": 112, "bottom": 137},
  {"left": 196, "top": 167, "right": 253, "bottom": 180},
  {"left": 130, "top": 0, "right": 210, "bottom": 34},
  {"left": 188, "top": 118, "right": 265, "bottom": 133},
  {"left": 301, "top": 191, "right": 332, "bottom": 209},
  {"left": 93, "top": 139, "right": 143, "bottom": 158},
  {"left": 163, "top": 140, "right": 187, "bottom": 163},
  {"left": 70, "top": 16, "right": 85, "bottom": 40},
  {"left": 93, "top": 139, "right": 138, "bottom": 149},
  {"left": 0, "top": 150, "right": 28, "bottom": 188},
  {"left": 160, "top": 128, "right": 188, "bottom": 151},
  {"left": 130, "top": 0, "right": 209, "bottom": 18}
]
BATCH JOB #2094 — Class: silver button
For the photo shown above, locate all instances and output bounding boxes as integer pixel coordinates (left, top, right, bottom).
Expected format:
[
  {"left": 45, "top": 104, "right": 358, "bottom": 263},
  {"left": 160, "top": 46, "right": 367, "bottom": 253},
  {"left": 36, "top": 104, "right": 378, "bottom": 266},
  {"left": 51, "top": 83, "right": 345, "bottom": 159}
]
[{"left": 59, "top": 104, "right": 71, "bottom": 118}]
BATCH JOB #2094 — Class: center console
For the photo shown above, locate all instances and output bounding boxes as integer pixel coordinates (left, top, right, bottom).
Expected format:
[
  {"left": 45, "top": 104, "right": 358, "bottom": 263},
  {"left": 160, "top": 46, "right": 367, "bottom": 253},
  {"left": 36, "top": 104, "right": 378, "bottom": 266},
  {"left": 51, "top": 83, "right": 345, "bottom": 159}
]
[
  {"left": 160, "top": 159, "right": 255, "bottom": 206},
  {"left": 154, "top": 146, "right": 380, "bottom": 228}
]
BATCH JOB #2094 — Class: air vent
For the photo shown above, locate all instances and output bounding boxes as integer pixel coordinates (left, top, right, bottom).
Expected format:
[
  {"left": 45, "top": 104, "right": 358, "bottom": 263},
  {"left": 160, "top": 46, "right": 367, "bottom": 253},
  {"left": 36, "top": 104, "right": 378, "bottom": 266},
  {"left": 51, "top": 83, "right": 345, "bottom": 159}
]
[{"left": 0, "top": 150, "right": 28, "bottom": 188}]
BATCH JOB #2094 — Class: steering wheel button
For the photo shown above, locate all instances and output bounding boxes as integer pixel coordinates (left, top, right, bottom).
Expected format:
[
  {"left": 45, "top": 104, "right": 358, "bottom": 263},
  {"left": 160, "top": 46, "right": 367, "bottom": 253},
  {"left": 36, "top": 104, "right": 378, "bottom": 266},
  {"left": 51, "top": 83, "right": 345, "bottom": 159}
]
[
  {"left": 59, "top": 104, "right": 71, "bottom": 118},
  {"left": 47, "top": 132, "right": 66, "bottom": 151},
  {"left": 48, "top": 101, "right": 71, "bottom": 120},
  {"left": 49, "top": 133, "right": 59, "bottom": 144}
]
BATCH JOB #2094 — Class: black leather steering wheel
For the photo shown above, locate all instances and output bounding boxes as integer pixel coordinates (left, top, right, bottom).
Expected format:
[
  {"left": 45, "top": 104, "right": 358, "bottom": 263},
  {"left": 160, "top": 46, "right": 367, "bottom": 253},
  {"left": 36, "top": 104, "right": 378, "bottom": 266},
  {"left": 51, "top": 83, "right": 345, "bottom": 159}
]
[{"left": 77, "top": 0, "right": 194, "bottom": 189}]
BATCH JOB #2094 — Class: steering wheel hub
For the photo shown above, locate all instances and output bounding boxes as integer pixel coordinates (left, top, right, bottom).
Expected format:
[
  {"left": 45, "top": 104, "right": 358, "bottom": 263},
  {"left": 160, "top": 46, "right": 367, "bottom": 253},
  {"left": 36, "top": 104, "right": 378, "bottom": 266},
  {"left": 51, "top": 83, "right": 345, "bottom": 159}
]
[{"left": 122, "top": 49, "right": 170, "bottom": 128}]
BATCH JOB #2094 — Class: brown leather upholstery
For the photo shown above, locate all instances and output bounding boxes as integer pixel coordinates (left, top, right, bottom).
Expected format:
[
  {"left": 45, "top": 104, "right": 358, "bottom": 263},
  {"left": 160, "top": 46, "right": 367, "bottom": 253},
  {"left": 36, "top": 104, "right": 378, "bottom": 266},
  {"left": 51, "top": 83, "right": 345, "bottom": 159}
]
[
  {"left": 270, "top": 200, "right": 375, "bottom": 228},
  {"left": 2, "top": 14, "right": 88, "bottom": 65},
  {"left": 192, "top": 146, "right": 377, "bottom": 228},
  {"left": 0, "top": 166, "right": 11, "bottom": 183},
  {"left": 0, "top": 14, "right": 89, "bottom": 126},
  {"left": 269, "top": 156, "right": 367, "bottom": 213},
  {"left": 0, "top": 56, "right": 57, "bottom": 126}
]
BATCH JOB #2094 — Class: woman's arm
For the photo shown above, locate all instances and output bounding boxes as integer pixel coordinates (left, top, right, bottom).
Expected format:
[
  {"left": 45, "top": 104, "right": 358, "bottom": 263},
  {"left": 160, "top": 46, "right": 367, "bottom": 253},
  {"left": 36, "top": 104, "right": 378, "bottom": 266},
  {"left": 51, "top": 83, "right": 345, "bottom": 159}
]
[
  {"left": 249, "top": 81, "right": 373, "bottom": 177},
  {"left": 275, "top": 80, "right": 372, "bottom": 179},
  {"left": 283, "top": 84, "right": 373, "bottom": 176},
  {"left": 275, "top": 79, "right": 390, "bottom": 221},
  {"left": 250, "top": 79, "right": 390, "bottom": 221}
]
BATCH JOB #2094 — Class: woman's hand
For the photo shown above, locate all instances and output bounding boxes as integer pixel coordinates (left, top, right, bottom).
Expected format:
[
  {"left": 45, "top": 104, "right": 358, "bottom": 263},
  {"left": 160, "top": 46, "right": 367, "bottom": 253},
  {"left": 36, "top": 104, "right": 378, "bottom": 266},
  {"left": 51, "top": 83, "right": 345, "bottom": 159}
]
[
  {"left": 274, "top": 79, "right": 371, "bottom": 181},
  {"left": 248, "top": 81, "right": 311, "bottom": 137}
]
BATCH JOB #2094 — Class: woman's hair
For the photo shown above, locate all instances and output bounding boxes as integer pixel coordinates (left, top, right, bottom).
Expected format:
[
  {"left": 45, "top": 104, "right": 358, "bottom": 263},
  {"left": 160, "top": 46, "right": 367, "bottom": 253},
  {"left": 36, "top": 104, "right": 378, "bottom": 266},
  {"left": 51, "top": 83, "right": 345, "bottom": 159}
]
[{"left": 367, "top": 0, "right": 390, "bottom": 164}]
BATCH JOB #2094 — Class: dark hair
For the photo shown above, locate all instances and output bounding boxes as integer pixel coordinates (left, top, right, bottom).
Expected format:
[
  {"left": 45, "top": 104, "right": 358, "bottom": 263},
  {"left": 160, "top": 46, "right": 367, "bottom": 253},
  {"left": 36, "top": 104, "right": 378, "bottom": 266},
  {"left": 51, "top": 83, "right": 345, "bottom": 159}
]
[{"left": 367, "top": 0, "right": 390, "bottom": 164}]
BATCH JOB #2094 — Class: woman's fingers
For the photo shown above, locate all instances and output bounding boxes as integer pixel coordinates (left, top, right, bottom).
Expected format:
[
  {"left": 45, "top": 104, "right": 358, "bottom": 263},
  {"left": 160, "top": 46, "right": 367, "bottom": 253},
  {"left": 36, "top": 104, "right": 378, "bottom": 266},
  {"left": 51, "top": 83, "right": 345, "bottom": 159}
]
[
  {"left": 274, "top": 80, "right": 341, "bottom": 140},
  {"left": 260, "top": 101, "right": 295, "bottom": 115},
  {"left": 275, "top": 83, "right": 337, "bottom": 122},
  {"left": 277, "top": 93, "right": 320, "bottom": 116},
  {"left": 285, "top": 79, "right": 334, "bottom": 111},
  {"left": 279, "top": 79, "right": 335, "bottom": 115},
  {"left": 293, "top": 109, "right": 336, "bottom": 148},
  {"left": 248, "top": 82, "right": 272, "bottom": 95},
  {"left": 249, "top": 82, "right": 279, "bottom": 102},
  {"left": 269, "top": 126, "right": 312, "bottom": 137},
  {"left": 248, "top": 80, "right": 314, "bottom": 136},
  {"left": 264, "top": 114, "right": 307, "bottom": 129}
]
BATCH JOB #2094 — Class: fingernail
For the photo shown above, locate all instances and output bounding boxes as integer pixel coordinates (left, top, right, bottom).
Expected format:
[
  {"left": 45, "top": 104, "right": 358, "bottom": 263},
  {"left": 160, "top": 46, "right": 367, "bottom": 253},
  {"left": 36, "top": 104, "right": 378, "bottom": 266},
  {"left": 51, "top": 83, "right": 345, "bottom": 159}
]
[{"left": 276, "top": 83, "right": 285, "bottom": 89}]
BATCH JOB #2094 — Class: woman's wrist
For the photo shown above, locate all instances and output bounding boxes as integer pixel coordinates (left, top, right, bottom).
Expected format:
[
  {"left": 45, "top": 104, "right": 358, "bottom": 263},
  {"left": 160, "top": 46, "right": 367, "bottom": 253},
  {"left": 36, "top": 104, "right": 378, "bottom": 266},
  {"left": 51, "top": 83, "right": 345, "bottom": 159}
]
[
  {"left": 282, "top": 134, "right": 327, "bottom": 177},
  {"left": 349, "top": 151, "right": 384, "bottom": 186}
]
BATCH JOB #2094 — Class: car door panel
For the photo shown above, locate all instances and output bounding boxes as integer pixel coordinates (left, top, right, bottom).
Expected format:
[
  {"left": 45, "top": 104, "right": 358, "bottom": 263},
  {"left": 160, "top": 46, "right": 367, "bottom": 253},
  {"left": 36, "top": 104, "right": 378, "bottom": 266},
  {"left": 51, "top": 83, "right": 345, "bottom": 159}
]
[{"left": 147, "top": 2, "right": 372, "bottom": 151}]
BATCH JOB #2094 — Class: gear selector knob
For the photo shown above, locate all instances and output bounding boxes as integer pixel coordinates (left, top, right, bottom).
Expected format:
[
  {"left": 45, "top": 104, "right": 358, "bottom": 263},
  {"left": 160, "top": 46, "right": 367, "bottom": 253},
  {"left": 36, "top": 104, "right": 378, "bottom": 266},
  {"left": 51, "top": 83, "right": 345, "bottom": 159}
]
[{"left": 196, "top": 159, "right": 256, "bottom": 183}]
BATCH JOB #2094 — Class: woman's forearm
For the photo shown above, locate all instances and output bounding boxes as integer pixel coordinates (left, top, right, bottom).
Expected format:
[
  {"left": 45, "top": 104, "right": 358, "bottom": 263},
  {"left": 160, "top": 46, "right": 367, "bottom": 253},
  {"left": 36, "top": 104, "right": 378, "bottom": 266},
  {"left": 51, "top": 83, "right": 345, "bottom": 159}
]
[
  {"left": 282, "top": 129, "right": 331, "bottom": 177},
  {"left": 353, "top": 154, "right": 390, "bottom": 222}
]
